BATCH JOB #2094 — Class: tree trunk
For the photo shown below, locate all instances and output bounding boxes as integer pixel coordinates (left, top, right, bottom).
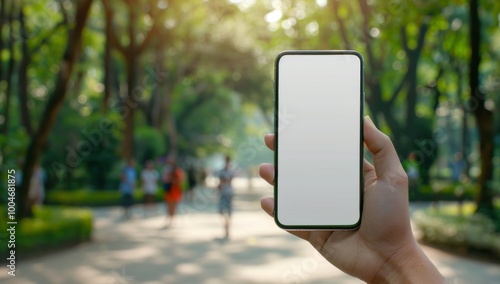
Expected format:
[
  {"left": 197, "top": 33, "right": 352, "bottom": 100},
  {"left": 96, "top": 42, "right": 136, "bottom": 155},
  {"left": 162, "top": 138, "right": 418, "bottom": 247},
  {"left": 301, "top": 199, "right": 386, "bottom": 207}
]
[
  {"left": 101, "top": 4, "right": 113, "bottom": 112},
  {"left": 122, "top": 4, "right": 138, "bottom": 161},
  {"left": 469, "top": 0, "right": 495, "bottom": 217},
  {"left": 0, "top": 0, "right": 5, "bottom": 82},
  {"left": 18, "top": 7, "right": 33, "bottom": 136},
  {"left": 165, "top": 91, "right": 178, "bottom": 159},
  {"left": 103, "top": 0, "right": 159, "bottom": 161},
  {"left": 148, "top": 31, "right": 166, "bottom": 129},
  {"left": 1, "top": 0, "right": 16, "bottom": 138},
  {"left": 18, "top": 0, "right": 93, "bottom": 219},
  {"left": 404, "top": 23, "right": 429, "bottom": 134},
  {"left": 456, "top": 65, "right": 471, "bottom": 179}
]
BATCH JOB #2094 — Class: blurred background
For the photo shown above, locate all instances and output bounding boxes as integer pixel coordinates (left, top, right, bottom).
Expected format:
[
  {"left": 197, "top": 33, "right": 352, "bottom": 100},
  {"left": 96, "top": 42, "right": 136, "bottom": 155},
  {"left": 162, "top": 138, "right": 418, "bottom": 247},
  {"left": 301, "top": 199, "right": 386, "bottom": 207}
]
[{"left": 0, "top": 0, "right": 499, "bottom": 283}]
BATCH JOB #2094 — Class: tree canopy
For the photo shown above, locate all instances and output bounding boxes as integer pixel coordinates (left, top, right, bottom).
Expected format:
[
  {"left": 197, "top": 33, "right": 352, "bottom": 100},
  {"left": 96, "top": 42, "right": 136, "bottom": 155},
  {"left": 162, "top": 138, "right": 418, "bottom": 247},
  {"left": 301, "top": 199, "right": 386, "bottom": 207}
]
[{"left": 0, "top": 0, "right": 499, "bottom": 218}]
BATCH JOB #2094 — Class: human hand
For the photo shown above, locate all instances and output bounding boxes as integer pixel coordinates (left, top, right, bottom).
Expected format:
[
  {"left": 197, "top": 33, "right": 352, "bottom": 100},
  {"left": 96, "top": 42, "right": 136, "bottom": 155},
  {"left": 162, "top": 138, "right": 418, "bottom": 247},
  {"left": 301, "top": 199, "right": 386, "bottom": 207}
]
[{"left": 259, "top": 116, "right": 445, "bottom": 283}]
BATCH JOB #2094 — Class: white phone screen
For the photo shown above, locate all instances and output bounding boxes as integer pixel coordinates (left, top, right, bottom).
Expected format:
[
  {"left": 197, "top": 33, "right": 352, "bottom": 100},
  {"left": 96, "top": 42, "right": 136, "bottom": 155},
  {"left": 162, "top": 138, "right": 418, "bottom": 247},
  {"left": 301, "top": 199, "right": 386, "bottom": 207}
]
[{"left": 275, "top": 51, "right": 363, "bottom": 229}]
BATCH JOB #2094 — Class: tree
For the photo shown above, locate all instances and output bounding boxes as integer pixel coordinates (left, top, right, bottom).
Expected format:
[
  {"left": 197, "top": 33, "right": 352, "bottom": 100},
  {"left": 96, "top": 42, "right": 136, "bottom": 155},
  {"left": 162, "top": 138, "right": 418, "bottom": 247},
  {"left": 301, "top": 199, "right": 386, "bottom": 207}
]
[
  {"left": 18, "top": 0, "right": 93, "bottom": 218},
  {"left": 101, "top": 0, "right": 161, "bottom": 161},
  {"left": 0, "top": 0, "right": 17, "bottom": 140},
  {"left": 469, "top": 0, "right": 495, "bottom": 218}
]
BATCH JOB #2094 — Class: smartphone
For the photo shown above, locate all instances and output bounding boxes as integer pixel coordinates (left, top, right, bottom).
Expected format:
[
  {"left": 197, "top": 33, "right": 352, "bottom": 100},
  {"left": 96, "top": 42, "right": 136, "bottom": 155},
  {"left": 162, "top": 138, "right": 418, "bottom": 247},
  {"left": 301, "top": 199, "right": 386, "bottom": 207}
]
[{"left": 274, "top": 50, "right": 364, "bottom": 230}]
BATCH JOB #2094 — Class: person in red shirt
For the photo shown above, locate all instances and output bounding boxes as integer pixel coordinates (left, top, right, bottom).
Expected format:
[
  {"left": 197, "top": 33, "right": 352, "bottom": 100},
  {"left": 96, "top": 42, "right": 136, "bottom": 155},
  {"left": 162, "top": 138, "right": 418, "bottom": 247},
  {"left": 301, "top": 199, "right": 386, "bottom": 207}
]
[{"left": 164, "top": 162, "right": 184, "bottom": 228}]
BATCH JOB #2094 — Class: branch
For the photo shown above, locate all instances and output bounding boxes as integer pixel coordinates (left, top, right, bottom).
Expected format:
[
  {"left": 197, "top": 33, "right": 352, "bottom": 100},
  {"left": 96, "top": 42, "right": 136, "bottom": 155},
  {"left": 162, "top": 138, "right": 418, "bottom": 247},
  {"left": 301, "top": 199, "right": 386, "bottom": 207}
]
[
  {"left": 357, "top": 0, "right": 380, "bottom": 71},
  {"left": 400, "top": 21, "right": 429, "bottom": 55},
  {"left": 136, "top": 99, "right": 149, "bottom": 116},
  {"left": 0, "top": 0, "right": 6, "bottom": 81},
  {"left": 331, "top": 0, "right": 351, "bottom": 49},
  {"left": 101, "top": 0, "right": 127, "bottom": 56},
  {"left": 173, "top": 53, "right": 202, "bottom": 84},
  {"left": 388, "top": 71, "right": 409, "bottom": 107},
  {"left": 430, "top": 66, "right": 445, "bottom": 111},
  {"left": 176, "top": 85, "right": 213, "bottom": 129},
  {"left": 416, "top": 21, "right": 429, "bottom": 52},
  {"left": 138, "top": 0, "right": 168, "bottom": 55},
  {"left": 30, "top": 21, "right": 66, "bottom": 56},
  {"left": 390, "top": 21, "right": 430, "bottom": 108},
  {"left": 357, "top": 0, "right": 370, "bottom": 41},
  {"left": 137, "top": 25, "right": 156, "bottom": 54},
  {"left": 56, "top": 0, "right": 69, "bottom": 25},
  {"left": 400, "top": 27, "right": 409, "bottom": 53}
]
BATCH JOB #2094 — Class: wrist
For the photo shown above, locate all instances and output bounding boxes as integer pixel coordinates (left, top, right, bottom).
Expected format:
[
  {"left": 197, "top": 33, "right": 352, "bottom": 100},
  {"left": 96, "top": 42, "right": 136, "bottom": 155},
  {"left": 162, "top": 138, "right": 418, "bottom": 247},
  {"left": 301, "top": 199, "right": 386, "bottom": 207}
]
[{"left": 371, "top": 240, "right": 446, "bottom": 284}]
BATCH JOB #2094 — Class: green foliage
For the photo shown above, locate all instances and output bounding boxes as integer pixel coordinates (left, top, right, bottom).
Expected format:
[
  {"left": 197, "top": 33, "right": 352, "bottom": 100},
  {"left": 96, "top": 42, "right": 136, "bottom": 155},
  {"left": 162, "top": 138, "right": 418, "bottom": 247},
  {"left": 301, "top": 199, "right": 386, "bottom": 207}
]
[
  {"left": 46, "top": 188, "right": 160, "bottom": 206},
  {"left": 174, "top": 81, "right": 246, "bottom": 159},
  {"left": 0, "top": 128, "right": 30, "bottom": 167},
  {"left": 0, "top": 206, "right": 93, "bottom": 256},
  {"left": 134, "top": 125, "right": 166, "bottom": 163},
  {"left": 412, "top": 181, "right": 476, "bottom": 201},
  {"left": 1, "top": 0, "right": 499, "bottom": 216},
  {"left": 44, "top": 110, "right": 124, "bottom": 190},
  {"left": 413, "top": 204, "right": 500, "bottom": 259}
]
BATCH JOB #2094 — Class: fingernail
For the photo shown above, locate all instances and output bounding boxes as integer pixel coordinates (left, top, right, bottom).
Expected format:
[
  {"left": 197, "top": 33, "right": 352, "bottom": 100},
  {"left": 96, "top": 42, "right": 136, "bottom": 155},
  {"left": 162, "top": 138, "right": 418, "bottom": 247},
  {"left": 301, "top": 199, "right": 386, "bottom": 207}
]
[{"left": 364, "top": 116, "right": 374, "bottom": 126}]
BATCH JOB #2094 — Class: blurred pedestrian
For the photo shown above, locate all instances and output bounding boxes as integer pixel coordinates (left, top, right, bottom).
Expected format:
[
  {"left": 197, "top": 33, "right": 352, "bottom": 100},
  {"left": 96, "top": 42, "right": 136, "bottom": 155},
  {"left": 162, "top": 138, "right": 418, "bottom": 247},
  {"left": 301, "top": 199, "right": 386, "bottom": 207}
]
[
  {"left": 217, "top": 155, "right": 235, "bottom": 239},
  {"left": 141, "top": 160, "right": 159, "bottom": 217},
  {"left": 199, "top": 166, "right": 208, "bottom": 187},
  {"left": 163, "top": 161, "right": 184, "bottom": 228},
  {"left": 162, "top": 158, "right": 174, "bottom": 194},
  {"left": 186, "top": 164, "right": 197, "bottom": 203},
  {"left": 450, "top": 152, "right": 466, "bottom": 212},
  {"left": 29, "top": 163, "right": 46, "bottom": 206},
  {"left": 403, "top": 151, "right": 420, "bottom": 199},
  {"left": 15, "top": 159, "right": 24, "bottom": 187},
  {"left": 120, "top": 159, "right": 136, "bottom": 219},
  {"left": 449, "top": 152, "right": 465, "bottom": 183}
]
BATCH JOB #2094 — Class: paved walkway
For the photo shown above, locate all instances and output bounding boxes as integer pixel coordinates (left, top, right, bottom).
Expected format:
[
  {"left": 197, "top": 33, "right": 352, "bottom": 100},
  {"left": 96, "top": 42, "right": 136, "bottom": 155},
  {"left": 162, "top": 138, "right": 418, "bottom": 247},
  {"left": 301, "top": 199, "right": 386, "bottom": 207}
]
[{"left": 2, "top": 179, "right": 499, "bottom": 283}]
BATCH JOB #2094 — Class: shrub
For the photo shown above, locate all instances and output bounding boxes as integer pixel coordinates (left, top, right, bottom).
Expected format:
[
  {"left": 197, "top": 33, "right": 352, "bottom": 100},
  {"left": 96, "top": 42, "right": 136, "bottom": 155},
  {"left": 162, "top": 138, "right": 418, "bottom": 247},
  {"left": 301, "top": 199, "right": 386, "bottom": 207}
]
[
  {"left": 411, "top": 182, "right": 476, "bottom": 202},
  {"left": 413, "top": 204, "right": 500, "bottom": 259},
  {"left": 0, "top": 206, "right": 93, "bottom": 259},
  {"left": 46, "top": 188, "right": 163, "bottom": 206}
]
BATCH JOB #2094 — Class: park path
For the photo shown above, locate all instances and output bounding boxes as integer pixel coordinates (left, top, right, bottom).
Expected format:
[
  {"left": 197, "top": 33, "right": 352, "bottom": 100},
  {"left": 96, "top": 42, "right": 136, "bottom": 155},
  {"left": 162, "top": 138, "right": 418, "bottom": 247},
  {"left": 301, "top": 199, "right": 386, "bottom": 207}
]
[{"left": 1, "top": 178, "right": 499, "bottom": 284}]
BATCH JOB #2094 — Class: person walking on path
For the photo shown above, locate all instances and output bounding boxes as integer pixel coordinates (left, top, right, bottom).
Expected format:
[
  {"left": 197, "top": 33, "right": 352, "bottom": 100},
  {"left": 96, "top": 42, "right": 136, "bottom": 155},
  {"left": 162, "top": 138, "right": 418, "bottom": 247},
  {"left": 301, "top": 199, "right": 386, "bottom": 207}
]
[
  {"left": 403, "top": 151, "right": 420, "bottom": 199},
  {"left": 141, "top": 160, "right": 159, "bottom": 217},
  {"left": 120, "top": 159, "right": 137, "bottom": 220},
  {"left": 186, "top": 164, "right": 197, "bottom": 203},
  {"left": 217, "top": 155, "right": 235, "bottom": 239},
  {"left": 163, "top": 161, "right": 184, "bottom": 228},
  {"left": 29, "top": 162, "right": 46, "bottom": 206}
]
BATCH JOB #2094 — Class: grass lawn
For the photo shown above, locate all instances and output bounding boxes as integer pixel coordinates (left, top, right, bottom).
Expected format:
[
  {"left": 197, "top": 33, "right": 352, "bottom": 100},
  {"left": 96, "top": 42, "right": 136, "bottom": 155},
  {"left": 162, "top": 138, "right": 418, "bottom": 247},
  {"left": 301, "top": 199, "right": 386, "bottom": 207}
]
[{"left": 0, "top": 205, "right": 93, "bottom": 260}]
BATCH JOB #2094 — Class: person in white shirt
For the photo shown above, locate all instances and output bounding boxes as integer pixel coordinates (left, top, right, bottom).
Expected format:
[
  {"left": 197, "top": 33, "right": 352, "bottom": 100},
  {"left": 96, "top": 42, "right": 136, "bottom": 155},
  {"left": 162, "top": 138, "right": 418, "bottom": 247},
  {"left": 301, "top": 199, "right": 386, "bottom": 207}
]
[{"left": 141, "top": 160, "right": 159, "bottom": 216}]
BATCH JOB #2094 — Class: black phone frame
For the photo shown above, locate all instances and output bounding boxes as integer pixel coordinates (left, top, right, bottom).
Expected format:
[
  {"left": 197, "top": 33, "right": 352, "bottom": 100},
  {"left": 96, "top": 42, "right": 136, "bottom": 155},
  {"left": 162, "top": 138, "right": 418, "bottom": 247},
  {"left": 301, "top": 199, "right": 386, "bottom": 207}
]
[{"left": 273, "top": 50, "right": 365, "bottom": 230}]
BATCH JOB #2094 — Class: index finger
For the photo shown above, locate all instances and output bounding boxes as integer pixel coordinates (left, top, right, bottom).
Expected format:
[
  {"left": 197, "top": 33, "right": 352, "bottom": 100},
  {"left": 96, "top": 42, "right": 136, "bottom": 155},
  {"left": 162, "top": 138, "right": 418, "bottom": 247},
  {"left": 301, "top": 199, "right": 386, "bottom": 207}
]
[
  {"left": 264, "top": 134, "right": 274, "bottom": 151},
  {"left": 363, "top": 116, "right": 406, "bottom": 184}
]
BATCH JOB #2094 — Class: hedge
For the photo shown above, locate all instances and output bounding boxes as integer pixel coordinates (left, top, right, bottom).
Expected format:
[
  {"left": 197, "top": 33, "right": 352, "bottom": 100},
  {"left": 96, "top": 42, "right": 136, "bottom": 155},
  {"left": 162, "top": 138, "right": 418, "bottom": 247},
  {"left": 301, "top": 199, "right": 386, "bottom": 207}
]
[
  {"left": 46, "top": 183, "right": 190, "bottom": 207},
  {"left": 0, "top": 206, "right": 93, "bottom": 259},
  {"left": 410, "top": 182, "right": 476, "bottom": 202},
  {"left": 413, "top": 203, "right": 500, "bottom": 259},
  {"left": 46, "top": 189, "right": 157, "bottom": 206}
]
